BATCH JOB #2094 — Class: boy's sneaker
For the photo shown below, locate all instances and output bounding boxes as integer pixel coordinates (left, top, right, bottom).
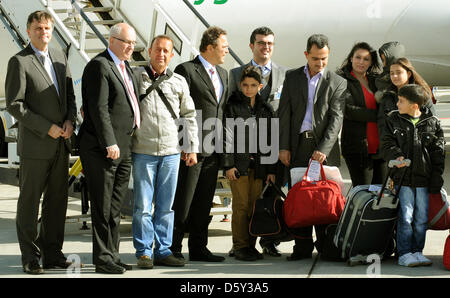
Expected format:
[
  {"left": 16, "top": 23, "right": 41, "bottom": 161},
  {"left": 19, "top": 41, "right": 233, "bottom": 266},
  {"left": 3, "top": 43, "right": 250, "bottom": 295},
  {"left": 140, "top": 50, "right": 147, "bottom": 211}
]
[
  {"left": 398, "top": 252, "right": 421, "bottom": 267},
  {"left": 412, "top": 252, "right": 432, "bottom": 266}
]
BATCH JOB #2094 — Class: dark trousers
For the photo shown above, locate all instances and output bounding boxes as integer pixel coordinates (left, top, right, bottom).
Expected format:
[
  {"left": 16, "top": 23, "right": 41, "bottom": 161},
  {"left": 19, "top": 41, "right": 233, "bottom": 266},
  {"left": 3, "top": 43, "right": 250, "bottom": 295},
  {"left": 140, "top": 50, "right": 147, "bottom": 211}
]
[
  {"left": 290, "top": 132, "right": 327, "bottom": 254},
  {"left": 171, "top": 153, "right": 219, "bottom": 254},
  {"left": 80, "top": 142, "right": 131, "bottom": 265},
  {"left": 343, "top": 153, "right": 387, "bottom": 187},
  {"left": 16, "top": 140, "right": 69, "bottom": 265}
]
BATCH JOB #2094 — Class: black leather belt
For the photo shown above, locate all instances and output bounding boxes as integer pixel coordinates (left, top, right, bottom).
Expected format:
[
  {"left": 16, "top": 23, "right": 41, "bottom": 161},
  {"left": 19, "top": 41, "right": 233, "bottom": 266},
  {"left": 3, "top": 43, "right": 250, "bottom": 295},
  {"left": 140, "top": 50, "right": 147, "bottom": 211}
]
[{"left": 301, "top": 131, "right": 314, "bottom": 139}]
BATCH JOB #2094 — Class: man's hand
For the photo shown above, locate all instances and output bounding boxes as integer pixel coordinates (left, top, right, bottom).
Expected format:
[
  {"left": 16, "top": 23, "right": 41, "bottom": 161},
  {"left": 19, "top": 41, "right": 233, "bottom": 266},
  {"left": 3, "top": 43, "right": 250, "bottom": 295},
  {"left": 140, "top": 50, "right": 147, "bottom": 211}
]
[
  {"left": 226, "top": 167, "right": 239, "bottom": 181},
  {"left": 266, "top": 174, "right": 276, "bottom": 185},
  {"left": 279, "top": 150, "right": 291, "bottom": 167},
  {"left": 312, "top": 150, "right": 327, "bottom": 163},
  {"left": 48, "top": 124, "right": 64, "bottom": 139},
  {"left": 185, "top": 153, "right": 197, "bottom": 167},
  {"left": 61, "top": 120, "right": 74, "bottom": 139},
  {"left": 106, "top": 144, "right": 120, "bottom": 160}
]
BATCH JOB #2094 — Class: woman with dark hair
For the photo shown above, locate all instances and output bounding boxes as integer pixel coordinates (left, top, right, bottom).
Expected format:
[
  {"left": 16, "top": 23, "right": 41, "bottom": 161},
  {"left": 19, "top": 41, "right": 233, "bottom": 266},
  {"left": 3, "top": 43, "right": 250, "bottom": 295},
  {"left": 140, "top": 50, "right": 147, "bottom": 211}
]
[
  {"left": 337, "top": 42, "right": 386, "bottom": 186},
  {"left": 378, "top": 57, "right": 436, "bottom": 136}
]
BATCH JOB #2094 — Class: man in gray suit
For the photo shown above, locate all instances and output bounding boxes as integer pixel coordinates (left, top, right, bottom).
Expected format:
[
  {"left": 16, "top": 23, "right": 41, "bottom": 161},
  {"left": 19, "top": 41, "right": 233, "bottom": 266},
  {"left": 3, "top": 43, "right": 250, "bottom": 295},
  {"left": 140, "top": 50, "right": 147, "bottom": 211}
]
[
  {"left": 5, "top": 10, "right": 77, "bottom": 274},
  {"left": 229, "top": 26, "right": 287, "bottom": 257},
  {"left": 278, "top": 34, "right": 346, "bottom": 261},
  {"left": 229, "top": 27, "right": 286, "bottom": 114}
]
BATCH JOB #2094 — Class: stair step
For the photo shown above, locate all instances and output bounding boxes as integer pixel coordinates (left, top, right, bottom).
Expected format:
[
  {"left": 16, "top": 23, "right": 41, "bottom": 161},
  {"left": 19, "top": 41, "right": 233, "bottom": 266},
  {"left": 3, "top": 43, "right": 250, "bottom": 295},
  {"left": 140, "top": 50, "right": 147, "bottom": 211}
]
[
  {"left": 54, "top": 7, "right": 114, "bottom": 14},
  {"left": 64, "top": 19, "right": 123, "bottom": 26},
  {"left": 84, "top": 46, "right": 145, "bottom": 53}
]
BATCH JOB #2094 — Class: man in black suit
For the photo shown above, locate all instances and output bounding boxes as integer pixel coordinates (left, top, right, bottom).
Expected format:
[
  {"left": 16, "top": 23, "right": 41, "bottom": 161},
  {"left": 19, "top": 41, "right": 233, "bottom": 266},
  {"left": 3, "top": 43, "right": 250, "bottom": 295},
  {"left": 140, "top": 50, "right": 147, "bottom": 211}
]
[
  {"left": 5, "top": 11, "right": 77, "bottom": 275},
  {"left": 79, "top": 23, "right": 138, "bottom": 274},
  {"left": 229, "top": 26, "right": 287, "bottom": 257},
  {"left": 278, "top": 34, "right": 346, "bottom": 261},
  {"left": 171, "top": 26, "right": 229, "bottom": 262}
]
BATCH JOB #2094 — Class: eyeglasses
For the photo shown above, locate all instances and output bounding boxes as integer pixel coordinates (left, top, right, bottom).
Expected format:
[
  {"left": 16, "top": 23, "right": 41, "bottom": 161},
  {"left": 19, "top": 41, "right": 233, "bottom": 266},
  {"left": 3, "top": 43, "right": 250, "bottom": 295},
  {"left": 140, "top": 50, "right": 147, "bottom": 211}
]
[
  {"left": 113, "top": 36, "right": 136, "bottom": 47},
  {"left": 256, "top": 41, "right": 275, "bottom": 47}
]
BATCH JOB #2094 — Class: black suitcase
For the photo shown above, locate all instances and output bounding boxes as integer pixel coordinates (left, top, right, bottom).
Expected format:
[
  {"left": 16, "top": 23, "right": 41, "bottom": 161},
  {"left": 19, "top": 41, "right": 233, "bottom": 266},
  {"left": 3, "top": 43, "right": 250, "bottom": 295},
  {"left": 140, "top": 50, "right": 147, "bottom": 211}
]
[{"left": 333, "top": 159, "right": 410, "bottom": 265}]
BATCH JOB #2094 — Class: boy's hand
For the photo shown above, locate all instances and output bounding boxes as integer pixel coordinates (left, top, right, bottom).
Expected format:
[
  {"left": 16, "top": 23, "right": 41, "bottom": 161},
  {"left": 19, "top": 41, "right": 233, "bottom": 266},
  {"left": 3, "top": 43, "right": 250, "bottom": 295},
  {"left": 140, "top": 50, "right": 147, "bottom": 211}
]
[{"left": 395, "top": 156, "right": 408, "bottom": 168}]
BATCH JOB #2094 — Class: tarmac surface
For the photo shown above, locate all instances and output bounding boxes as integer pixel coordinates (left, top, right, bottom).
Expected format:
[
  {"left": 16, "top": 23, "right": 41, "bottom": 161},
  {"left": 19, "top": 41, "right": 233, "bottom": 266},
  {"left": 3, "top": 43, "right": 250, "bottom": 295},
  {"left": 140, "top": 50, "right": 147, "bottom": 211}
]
[{"left": 0, "top": 116, "right": 449, "bottom": 281}]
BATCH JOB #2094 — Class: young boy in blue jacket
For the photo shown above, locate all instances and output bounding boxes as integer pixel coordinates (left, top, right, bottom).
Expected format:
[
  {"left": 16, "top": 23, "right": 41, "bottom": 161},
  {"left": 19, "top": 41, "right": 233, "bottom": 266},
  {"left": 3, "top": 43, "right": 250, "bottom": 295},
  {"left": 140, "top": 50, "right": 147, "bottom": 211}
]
[{"left": 381, "top": 84, "right": 445, "bottom": 267}]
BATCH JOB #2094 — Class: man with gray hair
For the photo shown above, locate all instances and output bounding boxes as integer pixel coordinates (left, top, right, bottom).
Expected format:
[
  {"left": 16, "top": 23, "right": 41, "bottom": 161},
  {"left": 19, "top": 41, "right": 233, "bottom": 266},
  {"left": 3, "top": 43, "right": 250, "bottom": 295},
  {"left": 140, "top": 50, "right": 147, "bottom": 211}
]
[{"left": 79, "top": 23, "right": 139, "bottom": 274}]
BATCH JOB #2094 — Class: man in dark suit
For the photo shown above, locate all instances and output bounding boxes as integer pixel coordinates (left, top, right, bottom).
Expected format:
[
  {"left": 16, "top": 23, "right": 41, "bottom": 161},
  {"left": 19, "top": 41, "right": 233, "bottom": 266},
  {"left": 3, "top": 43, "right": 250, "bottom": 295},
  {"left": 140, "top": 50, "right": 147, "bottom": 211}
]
[
  {"left": 79, "top": 23, "right": 138, "bottom": 274},
  {"left": 278, "top": 34, "right": 346, "bottom": 261},
  {"left": 229, "top": 26, "right": 287, "bottom": 257},
  {"left": 5, "top": 11, "right": 77, "bottom": 274},
  {"left": 171, "top": 26, "right": 229, "bottom": 262}
]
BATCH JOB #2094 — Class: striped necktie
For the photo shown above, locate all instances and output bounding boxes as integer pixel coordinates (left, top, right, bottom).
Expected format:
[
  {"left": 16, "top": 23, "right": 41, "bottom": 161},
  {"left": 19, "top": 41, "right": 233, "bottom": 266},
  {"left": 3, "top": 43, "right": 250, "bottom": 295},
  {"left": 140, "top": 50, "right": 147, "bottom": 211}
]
[{"left": 120, "top": 62, "right": 140, "bottom": 128}]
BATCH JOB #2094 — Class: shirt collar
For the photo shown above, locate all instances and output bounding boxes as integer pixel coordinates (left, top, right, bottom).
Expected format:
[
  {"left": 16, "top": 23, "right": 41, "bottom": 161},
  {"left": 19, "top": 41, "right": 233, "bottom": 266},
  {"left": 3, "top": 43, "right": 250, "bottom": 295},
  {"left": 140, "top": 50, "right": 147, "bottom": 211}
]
[
  {"left": 149, "top": 63, "right": 167, "bottom": 77},
  {"left": 107, "top": 48, "right": 123, "bottom": 66},
  {"left": 29, "top": 42, "right": 49, "bottom": 59},
  {"left": 251, "top": 59, "right": 272, "bottom": 72},
  {"left": 304, "top": 64, "right": 324, "bottom": 80},
  {"left": 198, "top": 54, "right": 216, "bottom": 72}
]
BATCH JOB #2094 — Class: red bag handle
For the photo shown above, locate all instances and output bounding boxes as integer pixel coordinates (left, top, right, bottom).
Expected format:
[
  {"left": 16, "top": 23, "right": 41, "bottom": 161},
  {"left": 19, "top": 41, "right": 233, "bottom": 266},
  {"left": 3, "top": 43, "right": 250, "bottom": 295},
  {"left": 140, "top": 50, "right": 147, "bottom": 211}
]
[{"left": 302, "top": 159, "right": 327, "bottom": 182}]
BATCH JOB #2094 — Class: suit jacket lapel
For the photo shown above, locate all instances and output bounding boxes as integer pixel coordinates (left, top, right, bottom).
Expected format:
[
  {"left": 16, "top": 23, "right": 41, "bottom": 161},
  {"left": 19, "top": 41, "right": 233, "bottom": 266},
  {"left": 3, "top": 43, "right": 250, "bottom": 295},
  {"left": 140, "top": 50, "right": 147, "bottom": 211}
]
[
  {"left": 28, "top": 45, "right": 61, "bottom": 100},
  {"left": 314, "top": 69, "right": 329, "bottom": 104},
  {"left": 298, "top": 67, "right": 309, "bottom": 115},
  {"left": 217, "top": 66, "right": 227, "bottom": 103},
  {"left": 49, "top": 48, "right": 64, "bottom": 101},
  {"left": 270, "top": 62, "right": 281, "bottom": 95},
  {"left": 194, "top": 56, "right": 217, "bottom": 103}
]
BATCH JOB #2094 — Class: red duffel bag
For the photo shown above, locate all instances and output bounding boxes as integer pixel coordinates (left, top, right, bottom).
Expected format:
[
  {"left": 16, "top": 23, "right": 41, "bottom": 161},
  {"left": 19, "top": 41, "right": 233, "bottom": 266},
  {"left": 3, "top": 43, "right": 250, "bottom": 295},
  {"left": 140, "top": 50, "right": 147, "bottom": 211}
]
[
  {"left": 444, "top": 234, "right": 450, "bottom": 270},
  {"left": 428, "top": 188, "right": 450, "bottom": 230},
  {"left": 283, "top": 161, "right": 345, "bottom": 228}
]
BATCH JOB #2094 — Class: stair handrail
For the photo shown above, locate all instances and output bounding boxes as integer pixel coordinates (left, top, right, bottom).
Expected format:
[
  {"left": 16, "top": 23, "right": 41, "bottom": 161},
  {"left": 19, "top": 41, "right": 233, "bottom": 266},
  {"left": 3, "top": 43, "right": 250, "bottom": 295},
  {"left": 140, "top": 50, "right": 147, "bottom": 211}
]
[{"left": 181, "top": 0, "right": 243, "bottom": 66}]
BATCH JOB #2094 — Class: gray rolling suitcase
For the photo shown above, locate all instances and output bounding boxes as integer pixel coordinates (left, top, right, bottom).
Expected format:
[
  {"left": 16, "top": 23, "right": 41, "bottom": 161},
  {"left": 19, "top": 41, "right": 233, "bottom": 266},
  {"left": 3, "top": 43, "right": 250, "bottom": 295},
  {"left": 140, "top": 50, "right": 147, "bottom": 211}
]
[{"left": 333, "top": 159, "right": 410, "bottom": 265}]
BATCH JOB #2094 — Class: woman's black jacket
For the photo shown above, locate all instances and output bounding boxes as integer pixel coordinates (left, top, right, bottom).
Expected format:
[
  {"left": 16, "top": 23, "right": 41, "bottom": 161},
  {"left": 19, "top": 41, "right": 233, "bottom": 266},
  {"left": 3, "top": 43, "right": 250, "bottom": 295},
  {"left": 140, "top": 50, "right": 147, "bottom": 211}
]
[{"left": 337, "top": 69, "right": 379, "bottom": 156}]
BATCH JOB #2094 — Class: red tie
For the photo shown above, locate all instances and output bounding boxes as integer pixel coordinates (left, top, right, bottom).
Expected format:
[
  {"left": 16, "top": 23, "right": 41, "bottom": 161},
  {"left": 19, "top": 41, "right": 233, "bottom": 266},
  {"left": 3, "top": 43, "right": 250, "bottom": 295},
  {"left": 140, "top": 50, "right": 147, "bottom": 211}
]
[
  {"left": 209, "top": 67, "right": 221, "bottom": 102},
  {"left": 120, "top": 62, "right": 140, "bottom": 128}
]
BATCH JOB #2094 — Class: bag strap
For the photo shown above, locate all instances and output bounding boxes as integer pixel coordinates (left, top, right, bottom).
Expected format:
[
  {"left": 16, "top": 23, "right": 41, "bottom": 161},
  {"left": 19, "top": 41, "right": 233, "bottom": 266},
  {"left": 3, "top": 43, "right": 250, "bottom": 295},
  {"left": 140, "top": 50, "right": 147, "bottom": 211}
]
[
  {"left": 429, "top": 192, "right": 449, "bottom": 227},
  {"left": 140, "top": 68, "right": 178, "bottom": 119},
  {"left": 302, "top": 159, "right": 327, "bottom": 182}
]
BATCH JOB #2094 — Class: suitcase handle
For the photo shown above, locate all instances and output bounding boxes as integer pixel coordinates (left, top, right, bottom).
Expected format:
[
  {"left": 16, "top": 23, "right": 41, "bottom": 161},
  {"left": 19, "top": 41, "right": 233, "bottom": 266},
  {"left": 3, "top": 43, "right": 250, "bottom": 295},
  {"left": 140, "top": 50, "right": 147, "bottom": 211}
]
[{"left": 376, "top": 159, "right": 411, "bottom": 205}]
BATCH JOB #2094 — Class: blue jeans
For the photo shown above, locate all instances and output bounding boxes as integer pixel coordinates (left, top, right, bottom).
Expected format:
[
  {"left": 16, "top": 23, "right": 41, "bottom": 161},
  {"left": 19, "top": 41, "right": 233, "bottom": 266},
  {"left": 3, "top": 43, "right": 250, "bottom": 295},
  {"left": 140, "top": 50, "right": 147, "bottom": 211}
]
[
  {"left": 396, "top": 186, "right": 429, "bottom": 257},
  {"left": 132, "top": 153, "right": 180, "bottom": 259}
]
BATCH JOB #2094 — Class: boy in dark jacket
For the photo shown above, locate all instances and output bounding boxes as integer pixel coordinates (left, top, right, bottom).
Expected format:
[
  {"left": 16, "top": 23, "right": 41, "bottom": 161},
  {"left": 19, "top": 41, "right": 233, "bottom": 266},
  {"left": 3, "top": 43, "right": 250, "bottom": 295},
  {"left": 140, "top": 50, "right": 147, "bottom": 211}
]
[
  {"left": 381, "top": 84, "right": 445, "bottom": 267},
  {"left": 223, "top": 65, "right": 276, "bottom": 261}
]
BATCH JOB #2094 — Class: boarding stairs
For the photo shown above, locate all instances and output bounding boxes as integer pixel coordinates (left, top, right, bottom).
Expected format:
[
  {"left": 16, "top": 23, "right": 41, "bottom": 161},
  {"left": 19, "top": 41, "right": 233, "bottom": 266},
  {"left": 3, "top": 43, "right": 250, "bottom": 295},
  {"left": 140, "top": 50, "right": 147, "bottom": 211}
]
[{"left": 0, "top": 0, "right": 239, "bottom": 222}]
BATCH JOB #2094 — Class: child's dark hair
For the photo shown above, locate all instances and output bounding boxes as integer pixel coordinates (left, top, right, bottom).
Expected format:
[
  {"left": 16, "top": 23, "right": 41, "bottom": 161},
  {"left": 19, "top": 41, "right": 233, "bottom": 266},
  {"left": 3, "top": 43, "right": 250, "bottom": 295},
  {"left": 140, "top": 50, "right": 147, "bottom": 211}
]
[
  {"left": 398, "top": 84, "right": 428, "bottom": 107},
  {"left": 240, "top": 65, "right": 262, "bottom": 84}
]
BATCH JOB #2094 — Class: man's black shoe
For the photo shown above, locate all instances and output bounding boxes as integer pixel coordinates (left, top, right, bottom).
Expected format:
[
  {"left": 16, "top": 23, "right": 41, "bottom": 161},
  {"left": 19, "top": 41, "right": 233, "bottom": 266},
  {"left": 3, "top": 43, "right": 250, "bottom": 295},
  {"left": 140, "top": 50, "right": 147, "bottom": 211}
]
[
  {"left": 116, "top": 262, "right": 132, "bottom": 270},
  {"left": 189, "top": 249, "right": 225, "bottom": 262},
  {"left": 43, "top": 258, "right": 73, "bottom": 269},
  {"left": 23, "top": 260, "right": 44, "bottom": 275},
  {"left": 95, "top": 261, "right": 126, "bottom": 274},
  {"left": 234, "top": 248, "right": 258, "bottom": 261},
  {"left": 262, "top": 244, "right": 282, "bottom": 257},
  {"left": 172, "top": 251, "right": 185, "bottom": 260},
  {"left": 286, "top": 251, "right": 312, "bottom": 261},
  {"left": 250, "top": 247, "right": 264, "bottom": 259}
]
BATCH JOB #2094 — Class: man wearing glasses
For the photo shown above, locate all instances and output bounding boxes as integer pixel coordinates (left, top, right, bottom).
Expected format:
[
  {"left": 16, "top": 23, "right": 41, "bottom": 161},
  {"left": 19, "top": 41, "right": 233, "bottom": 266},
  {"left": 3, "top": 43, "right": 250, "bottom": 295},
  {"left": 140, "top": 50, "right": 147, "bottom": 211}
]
[
  {"left": 79, "top": 23, "right": 138, "bottom": 274},
  {"left": 229, "top": 27, "right": 287, "bottom": 258}
]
